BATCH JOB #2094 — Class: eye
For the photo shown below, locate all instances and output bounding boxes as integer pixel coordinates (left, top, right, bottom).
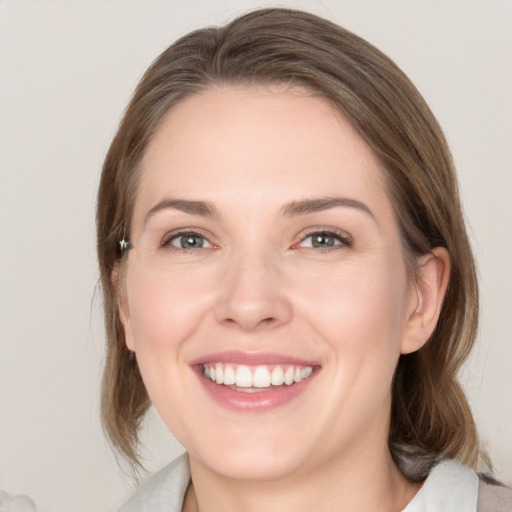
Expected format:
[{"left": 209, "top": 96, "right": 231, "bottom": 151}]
[
  {"left": 296, "top": 230, "right": 352, "bottom": 250},
  {"left": 163, "top": 231, "right": 214, "bottom": 250}
]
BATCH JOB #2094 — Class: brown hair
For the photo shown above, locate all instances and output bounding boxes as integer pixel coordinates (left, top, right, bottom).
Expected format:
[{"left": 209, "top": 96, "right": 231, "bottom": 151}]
[{"left": 97, "top": 8, "right": 480, "bottom": 477}]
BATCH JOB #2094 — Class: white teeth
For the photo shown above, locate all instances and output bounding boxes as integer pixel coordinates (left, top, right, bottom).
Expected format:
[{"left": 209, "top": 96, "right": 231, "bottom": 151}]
[
  {"left": 253, "top": 366, "right": 271, "bottom": 388},
  {"left": 203, "top": 363, "right": 314, "bottom": 388},
  {"left": 284, "top": 367, "right": 295, "bottom": 385},
  {"left": 271, "top": 366, "right": 285, "bottom": 386},
  {"left": 301, "top": 367, "right": 313, "bottom": 379},
  {"left": 223, "top": 365, "right": 236, "bottom": 385},
  {"left": 215, "top": 363, "right": 224, "bottom": 384},
  {"left": 235, "top": 365, "right": 253, "bottom": 387}
]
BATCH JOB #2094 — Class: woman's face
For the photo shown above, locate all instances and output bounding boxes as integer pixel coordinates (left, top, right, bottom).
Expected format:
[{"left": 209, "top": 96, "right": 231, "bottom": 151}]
[{"left": 120, "top": 85, "right": 421, "bottom": 481}]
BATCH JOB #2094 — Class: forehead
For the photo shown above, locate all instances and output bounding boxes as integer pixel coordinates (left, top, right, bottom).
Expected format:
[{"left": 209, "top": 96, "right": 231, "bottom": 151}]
[{"left": 134, "top": 85, "right": 390, "bottom": 225}]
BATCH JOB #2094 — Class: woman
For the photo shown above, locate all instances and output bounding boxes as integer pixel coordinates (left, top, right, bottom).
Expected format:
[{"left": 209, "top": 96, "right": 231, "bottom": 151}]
[{"left": 96, "top": 8, "right": 511, "bottom": 512}]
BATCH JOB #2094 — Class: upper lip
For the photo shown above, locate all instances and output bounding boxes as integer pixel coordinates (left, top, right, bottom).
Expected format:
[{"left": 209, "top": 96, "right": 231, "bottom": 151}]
[{"left": 188, "top": 350, "right": 319, "bottom": 367}]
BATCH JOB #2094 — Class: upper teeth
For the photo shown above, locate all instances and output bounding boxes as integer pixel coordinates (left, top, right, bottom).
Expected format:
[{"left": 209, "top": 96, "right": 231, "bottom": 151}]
[{"left": 203, "top": 364, "right": 313, "bottom": 388}]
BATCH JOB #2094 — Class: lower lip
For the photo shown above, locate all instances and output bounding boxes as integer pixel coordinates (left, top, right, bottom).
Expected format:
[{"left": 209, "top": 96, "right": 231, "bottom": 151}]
[{"left": 195, "top": 370, "right": 317, "bottom": 412}]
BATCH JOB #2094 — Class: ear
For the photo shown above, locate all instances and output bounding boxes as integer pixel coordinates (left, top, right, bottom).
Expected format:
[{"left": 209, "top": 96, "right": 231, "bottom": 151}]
[
  {"left": 400, "top": 247, "right": 450, "bottom": 355},
  {"left": 112, "top": 264, "right": 136, "bottom": 351}
]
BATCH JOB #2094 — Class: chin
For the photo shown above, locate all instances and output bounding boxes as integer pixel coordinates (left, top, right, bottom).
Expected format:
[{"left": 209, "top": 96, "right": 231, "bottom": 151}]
[{"left": 189, "top": 436, "right": 309, "bottom": 482}]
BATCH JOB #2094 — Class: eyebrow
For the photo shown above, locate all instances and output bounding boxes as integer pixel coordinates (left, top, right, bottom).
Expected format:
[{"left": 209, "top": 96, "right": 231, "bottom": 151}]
[
  {"left": 144, "top": 195, "right": 375, "bottom": 226},
  {"left": 281, "top": 197, "right": 375, "bottom": 220},
  {"left": 144, "top": 198, "right": 220, "bottom": 226}
]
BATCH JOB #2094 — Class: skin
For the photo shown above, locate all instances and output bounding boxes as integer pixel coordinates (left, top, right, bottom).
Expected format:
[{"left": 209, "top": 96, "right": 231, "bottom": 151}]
[{"left": 119, "top": 85, "right": 449, "bottom": 512}]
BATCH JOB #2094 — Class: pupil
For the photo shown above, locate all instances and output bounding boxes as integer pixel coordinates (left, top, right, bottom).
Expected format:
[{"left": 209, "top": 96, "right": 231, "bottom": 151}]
[
  {"left": 313, "top": 234, "right": 334, "bottom": 247},
  {"left": 182, "top": 235, "right": 203, "bottom": 249}
]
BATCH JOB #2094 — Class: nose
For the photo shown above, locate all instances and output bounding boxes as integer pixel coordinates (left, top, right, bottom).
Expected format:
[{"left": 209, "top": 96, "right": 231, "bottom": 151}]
[{"left": 214, "top": 249, "right": 293, "bottom": 332}]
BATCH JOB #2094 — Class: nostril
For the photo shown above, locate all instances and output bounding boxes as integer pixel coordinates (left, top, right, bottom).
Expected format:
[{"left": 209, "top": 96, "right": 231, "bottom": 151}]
[{"left": 222, "top": 315, "right": 277, "bottom": 330}]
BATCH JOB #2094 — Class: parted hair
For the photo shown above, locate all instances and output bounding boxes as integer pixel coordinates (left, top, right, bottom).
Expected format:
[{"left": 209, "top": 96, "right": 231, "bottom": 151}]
[{"left": 97, "top": 8, "right": 480, "bottom": 478}]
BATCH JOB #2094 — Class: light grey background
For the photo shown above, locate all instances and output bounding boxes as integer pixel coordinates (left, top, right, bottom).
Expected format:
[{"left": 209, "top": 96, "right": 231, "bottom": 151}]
[{"left": 1, "top": 1, "right": 511, "bottom": 511}]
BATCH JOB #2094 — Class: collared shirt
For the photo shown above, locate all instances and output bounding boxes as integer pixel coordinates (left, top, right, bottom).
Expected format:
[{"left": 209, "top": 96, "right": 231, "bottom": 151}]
[{"left": 118, "top": 453, "right": 511, "bottom": 512}]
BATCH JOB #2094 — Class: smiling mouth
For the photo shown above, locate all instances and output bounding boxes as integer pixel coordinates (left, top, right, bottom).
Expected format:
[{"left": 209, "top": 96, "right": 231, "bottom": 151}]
[{"left": 202, "top": 363, "right": 314, "bottom": 391}]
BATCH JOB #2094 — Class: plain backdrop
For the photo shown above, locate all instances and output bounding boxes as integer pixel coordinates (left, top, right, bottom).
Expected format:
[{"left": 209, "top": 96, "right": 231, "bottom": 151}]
[{"left": 1, "top": 1, "right": 511, "bottom": 511}]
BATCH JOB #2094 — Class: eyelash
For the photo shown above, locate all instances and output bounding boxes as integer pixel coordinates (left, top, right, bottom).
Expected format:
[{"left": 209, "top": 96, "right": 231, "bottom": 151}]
[
  {"left": 161, "top": 230, "right": 216, "bottom": 251},
  {"left": 295, "top": 228, "right": 353, "bottom": 251},
  {"left": 160, "top": 228, "right": 353, "bottom": 252}
]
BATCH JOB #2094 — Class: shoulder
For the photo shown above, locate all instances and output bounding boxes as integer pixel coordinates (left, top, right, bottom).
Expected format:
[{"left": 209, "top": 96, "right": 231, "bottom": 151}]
[
  {"left": 117, "top": 453, "right": 191, "bottom": 512},
  {"left": 477, "top": 479, "right": 512, "bottom": 512},
  {"left": 404, "top": 459, "right": 478, "bottom": 511},
  {"left": 404, "top": 459, "right": 512, "bottom": 512}
]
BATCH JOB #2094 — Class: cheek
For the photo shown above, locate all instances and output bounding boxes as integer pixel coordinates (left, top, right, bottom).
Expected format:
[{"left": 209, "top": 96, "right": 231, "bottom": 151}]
[
  {"left": 296, "top": 258, "right": 409, "bottom": 379},
  {"left": 124, "top": 267, "right": 214, "bottom": 402},
  {"left": 304, "top": 258, "right": 406, "bottom": 328},
  {"left": 126, "top": 266, "right": 214, "bottom": 351},
  {"left": 124, "top": 266, "right": 218, "bottom": 439}
]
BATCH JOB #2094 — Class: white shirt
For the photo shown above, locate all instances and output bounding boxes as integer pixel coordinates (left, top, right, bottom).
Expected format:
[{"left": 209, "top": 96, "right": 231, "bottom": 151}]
[
  {"left": 403, "top": 459, "right": 478, "bottom": 511},
  {"left": 118, "top": 453, "right": 485, "bottom": 512}
]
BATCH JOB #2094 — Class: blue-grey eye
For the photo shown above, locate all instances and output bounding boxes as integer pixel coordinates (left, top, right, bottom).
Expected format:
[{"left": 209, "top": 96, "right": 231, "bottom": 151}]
[
  {"left": 298, "top": 231, "right": 351, "bottom": 249},
  {"left": 311, "top": 233, "right": 337, "bottom": 248},
  {"left": 168, "top": 232, "right": 212, "bottom": 249}
]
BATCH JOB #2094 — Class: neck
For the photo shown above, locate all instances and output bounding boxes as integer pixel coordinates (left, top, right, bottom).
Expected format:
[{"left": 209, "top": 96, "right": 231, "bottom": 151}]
[{"left": 184, "top": 442, "right": 421, "bottom": 512}]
